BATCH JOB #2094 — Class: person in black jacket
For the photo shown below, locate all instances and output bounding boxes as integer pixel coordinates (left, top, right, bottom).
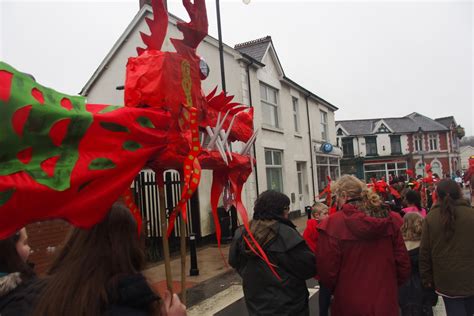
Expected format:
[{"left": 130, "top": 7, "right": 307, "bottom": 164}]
[
  {"left": 1, "top": 203, "right": 186, "bottom": 316},
  {"left": 399, "top": 212, "right": 437, "bottom": 316},
  {"left": 0, "top": 228, "right": 35, "bottom": 313},
  {"left": 229, "top": 190, "right": 316, "bottom": 316}
]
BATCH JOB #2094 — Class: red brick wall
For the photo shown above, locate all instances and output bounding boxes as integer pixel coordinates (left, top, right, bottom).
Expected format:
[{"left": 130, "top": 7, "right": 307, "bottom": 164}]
[
  {"left": 439, "top": 132, "right": 448, "bottom": 151},
  {"left": 439, "top": 157, "right": 450, "bottom": 175},
  {"left": 26, "top": 220, "right": 71, "bottom": 275}
]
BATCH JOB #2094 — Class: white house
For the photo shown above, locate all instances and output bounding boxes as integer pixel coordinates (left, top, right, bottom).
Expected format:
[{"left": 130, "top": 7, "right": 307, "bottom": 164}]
[{"left": 80, "top": 3, "right": 340, "bottom": 239}]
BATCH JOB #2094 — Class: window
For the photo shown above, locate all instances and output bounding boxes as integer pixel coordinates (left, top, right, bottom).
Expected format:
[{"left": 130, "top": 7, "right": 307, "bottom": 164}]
[
  {"left": 365, "top": 136, "right": 377, "bottom": 156},
  {"left": 260, "top": 83, "right": 279, "bottom": 128},
  {"left": 292, "top": 97, "right": 300, "bottom": 133},
  {"left": 316, "top": 155, "right": 339, "bottom": 192},
  {"left": 265, "top": 149, "right": 283, "bottom": 192},
  {"left": 296, "top": 162, "right": 306, "bottom": 195},
  {"left": 364, "top": 161, "right": 407, "bottom": 182},
  {"left": 342, "top": 138, "right": 354, "bottom": 157},
  {"left": 390, "top": 135, "right": 402, "bottom": 154},
  {"left": 337, "top": 128, "right": 344, "bottom": 136},
  {"left": 320, "top": 111, "right": 328, "bottom": 141},
  {"left": 429, "top": 134, "right": 438, "bottom": 151},
  {"left": 414, "top": 134, "right": 423, "bottom": 152}
]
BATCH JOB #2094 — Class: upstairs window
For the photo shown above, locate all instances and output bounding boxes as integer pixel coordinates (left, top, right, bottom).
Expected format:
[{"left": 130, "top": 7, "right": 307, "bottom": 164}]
[
  {"left": 342, "top": 138, "right": 354, "bottom": 157},
  {"left": 414, "top": 134, "right": 423, "bottom": 152},
  {"left": 260, "top": 83, "right": 280, "bottom": 128},
  {"left": 320, "top": 111, "right": 328, "bottom": 141},
  {"left": 292, "top": 97, "right": 300, "bottom": 133},
  {"left": 390, "top": 135, "right": 402, "bottom": 154},
  {"left": 365, "top": 136, "right": 377, "bottom": 156},
  {"left": 429, "top": 134, "right": 438, "bottom": 151}
]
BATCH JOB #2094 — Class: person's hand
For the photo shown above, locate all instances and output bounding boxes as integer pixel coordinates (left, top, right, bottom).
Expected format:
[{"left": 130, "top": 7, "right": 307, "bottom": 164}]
[{"left": 160, "top": 290, "right": 187, "bottom": 316}]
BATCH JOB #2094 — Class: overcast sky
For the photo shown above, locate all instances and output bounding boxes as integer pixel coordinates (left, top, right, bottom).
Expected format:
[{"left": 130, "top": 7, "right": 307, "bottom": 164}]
[{"left": 1, "top": 0, "right": 473, "bottom": 135}]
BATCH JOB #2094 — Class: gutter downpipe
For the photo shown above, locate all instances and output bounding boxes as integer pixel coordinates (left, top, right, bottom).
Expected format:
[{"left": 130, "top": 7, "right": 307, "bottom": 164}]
[
  {"left": 305, "top": 95, "right": 316, "bottom": 203},
  {"left": 245, "top": 60, "right": 260, "bottom": 196}
]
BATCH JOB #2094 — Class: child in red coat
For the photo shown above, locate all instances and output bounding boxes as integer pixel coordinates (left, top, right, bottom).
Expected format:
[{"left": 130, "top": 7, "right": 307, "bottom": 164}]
[
  {"left": 303, "top": 202, "right": 331, "bottom": 316},
  {"left": 303, "top": 202, "right": 329, "bottom": 253}
]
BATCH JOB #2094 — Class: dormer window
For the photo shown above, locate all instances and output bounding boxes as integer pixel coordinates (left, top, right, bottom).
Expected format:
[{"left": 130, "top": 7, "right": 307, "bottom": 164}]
[{"left": 377, "top": 123, "right": 390, "bottom": 133}]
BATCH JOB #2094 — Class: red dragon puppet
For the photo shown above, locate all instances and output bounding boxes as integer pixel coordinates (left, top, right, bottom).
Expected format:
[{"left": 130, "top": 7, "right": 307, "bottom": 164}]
[{"left": 0, "top": 0, "right": 260, "bottom": 264}]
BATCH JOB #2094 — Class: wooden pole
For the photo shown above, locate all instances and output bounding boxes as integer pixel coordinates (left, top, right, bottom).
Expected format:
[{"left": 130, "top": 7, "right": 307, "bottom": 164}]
[
  {"left": 159, "top": 185, "right": 173, "bottom": 293},
  {"left": 180, "top": 212, "right": 187, "bottom": 304}
]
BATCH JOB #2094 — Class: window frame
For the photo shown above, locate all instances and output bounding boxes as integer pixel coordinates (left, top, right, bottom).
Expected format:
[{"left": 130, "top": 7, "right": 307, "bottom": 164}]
[
  {"left": 414, "top": 134, "right": 423, "bottom": 152},
  {"left": 365, "top": 136, "right": 378, "bottom": 156},
  {"left": 320, "top": 111, "right": 328, "bottom": 141},
  {"left": 428, "top": 134, "right": 438, "bottom": 151},
  {"left": 364, "top": 161, "right": 407, "bottom": 182},
  {"left": 292, "top": 97, "right": 300, "bottom": 133},
  {"left": 260, "top": 83, "right": 280, "bottom": 128},
  {"left": 390, "top": 135, "right": 402, "bottom": 155},
  {"left": 342, "top": 137, "right": 354, "bottom": 157},
  {"left": 265, "top": 148, "right": 284, "bottom": 192},
  {"left": 316, "top": 155, "right": 340, "bottom": 192}
]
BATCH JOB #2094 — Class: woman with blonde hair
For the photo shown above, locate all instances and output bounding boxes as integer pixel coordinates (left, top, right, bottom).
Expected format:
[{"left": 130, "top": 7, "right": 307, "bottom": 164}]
[{"left": 316, "top": 175, "right": 410, "bottom": 316}]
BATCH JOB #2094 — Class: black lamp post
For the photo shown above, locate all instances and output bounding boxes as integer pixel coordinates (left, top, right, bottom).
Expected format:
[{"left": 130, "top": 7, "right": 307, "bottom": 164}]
[
  {"left": 216, "top": 0, "right": 226, "bottom": 93},
  {"left": 215, "top": 0, "right": 251, "bottom": 92}
]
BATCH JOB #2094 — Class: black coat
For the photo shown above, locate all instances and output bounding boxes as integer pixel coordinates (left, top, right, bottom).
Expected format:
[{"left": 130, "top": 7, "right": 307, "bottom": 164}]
[
  {"left": 229, "top": 220, "right": 316, "bottom": 316},
  {"left": 399, "top": 247, "right": 437, "bottom": 315},
  {"left": 0, "top": 273, "right": 34, "bottom": 314},
  {"left": 0, "top": 273, "right": 158, "bottom": 316}
]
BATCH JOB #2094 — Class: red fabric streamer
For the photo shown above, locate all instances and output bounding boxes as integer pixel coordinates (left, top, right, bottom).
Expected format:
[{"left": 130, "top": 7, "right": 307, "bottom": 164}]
[
  {"left": 121, "top": 188, "right": 143, "bottom": 236},
  {"left": 318, "top": 176, "right": 332, "bottom": 207}
]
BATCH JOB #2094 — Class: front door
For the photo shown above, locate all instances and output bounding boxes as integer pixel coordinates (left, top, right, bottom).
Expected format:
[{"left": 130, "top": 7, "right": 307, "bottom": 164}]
[{"left": 297, "top": 162, "right": 309, "bottom": 211}]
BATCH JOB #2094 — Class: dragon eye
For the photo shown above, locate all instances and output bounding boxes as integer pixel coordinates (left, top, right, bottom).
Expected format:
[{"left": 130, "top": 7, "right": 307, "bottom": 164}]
[{"left": 199, "top": 58, "right": 210, "bottom": 79}]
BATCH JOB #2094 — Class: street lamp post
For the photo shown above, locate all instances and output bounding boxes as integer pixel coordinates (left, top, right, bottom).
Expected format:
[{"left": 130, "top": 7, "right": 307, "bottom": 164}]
[
  {"left": 215, "top": 0, "right": 250, "bottom": 236},
  {"left": 417, "top": 127, "right": 425, "bottom": 178},
  {"left": 216, "top": 0, "right": 226, "bottom": 93}
]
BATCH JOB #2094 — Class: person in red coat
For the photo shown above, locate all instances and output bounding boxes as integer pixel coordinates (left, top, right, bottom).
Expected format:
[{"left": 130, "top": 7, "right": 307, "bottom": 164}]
[
  {"left": 303, "top": 202, "right": 329, "bottom": 254},
  {"left": 316, "top": 175, "right": 411, "bottom": 316},
  {"left": 303, "top": 202, "right": 331, "bottom": 316}
]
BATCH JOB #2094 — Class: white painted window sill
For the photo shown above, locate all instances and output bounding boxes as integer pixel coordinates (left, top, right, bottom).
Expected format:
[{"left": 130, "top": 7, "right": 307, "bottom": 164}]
[
  {"left": 262, "top": 125, "right": 284, "bottom": 134},
  {"left": 294, "top": 133, "right": 303, "bottom": 139}
]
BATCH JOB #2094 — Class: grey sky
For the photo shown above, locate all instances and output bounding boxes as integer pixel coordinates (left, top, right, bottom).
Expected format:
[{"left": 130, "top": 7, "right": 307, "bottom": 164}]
[{"left": 1, "top": 0, "right": 472, "bottom": 135}]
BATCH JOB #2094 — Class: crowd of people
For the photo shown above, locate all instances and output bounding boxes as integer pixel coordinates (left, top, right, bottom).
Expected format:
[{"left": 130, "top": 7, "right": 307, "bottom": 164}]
[
  {"left": 230, "top": 175, "right": 474, "bottom": 316},
  {"left": 1, "top": 174, "right": 473, "bottom": 316}
]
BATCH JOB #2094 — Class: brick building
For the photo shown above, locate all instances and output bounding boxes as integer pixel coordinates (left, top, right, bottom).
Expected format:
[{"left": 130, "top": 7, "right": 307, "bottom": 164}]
[{"left": 336, "top": 112, "right": 463, "bottom": 181}]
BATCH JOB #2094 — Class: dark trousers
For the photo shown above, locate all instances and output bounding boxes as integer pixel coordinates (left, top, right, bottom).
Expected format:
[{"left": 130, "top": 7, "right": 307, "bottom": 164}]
[
  {"left": 318, "top": 283, "right": 332, "bottom": 316},
  {"left": 443, "top": 296, "right": 474, "bottom": 316},
  {"left": 400, "top": 304, "right": 434, "bottom": 316}
]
